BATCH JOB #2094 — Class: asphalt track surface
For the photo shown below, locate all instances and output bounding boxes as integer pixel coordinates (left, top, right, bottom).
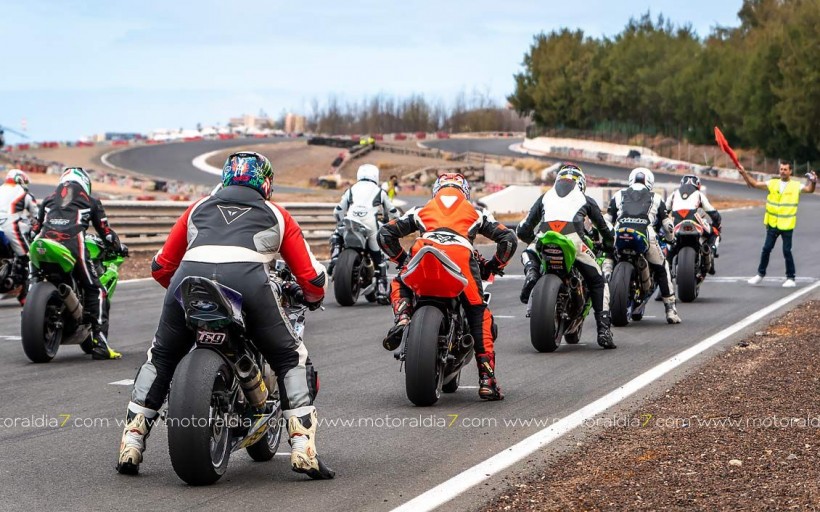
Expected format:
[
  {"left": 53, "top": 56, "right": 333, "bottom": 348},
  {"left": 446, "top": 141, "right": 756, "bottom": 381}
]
[{"left": 2, "top": 139, "right": 819, "bottom": 511}]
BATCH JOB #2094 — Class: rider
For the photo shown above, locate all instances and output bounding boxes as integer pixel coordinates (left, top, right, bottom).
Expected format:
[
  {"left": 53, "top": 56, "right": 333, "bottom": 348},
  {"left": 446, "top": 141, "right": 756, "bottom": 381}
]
[
  {"left": 517, "top": 163, "right": 616, "bottom": 349},
  {"left": 604, "top": 167, "right": 681, "bottom": 324},
  {"left": 0, "top": 169, "right": 39, "bottom": 304},
  {"left": 116, "top": 151, "right": 334, "bottom": 480},
  {"left": 378, "top": 173, "right": 517, "bottom": 400},
  {"left": 666, "top": 174, "right": 722, "bottom": 274},
  {"left": 34, "top": 167, "right": 125, "bottom": 358},
  {"left": 328, "top": 163, "right": 399, "bottom": 301}
]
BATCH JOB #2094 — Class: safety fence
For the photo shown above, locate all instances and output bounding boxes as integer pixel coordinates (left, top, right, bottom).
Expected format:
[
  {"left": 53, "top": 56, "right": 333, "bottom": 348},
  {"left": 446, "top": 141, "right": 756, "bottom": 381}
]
[{"left": 105, "top": 201, "right": 337, "bottom": 252}]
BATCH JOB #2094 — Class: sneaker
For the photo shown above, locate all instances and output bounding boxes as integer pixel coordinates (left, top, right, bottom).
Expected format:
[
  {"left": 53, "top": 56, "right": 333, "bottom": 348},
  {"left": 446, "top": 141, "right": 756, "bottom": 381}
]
[
  {"left": 782, "top": 279, "right": 797, "bottom": 288},
  {"left": 747, "top": 275, "right": 764, "bottom": 285},
  {"left": 286, "top": 408, "right": 335, "bottom": 480}
]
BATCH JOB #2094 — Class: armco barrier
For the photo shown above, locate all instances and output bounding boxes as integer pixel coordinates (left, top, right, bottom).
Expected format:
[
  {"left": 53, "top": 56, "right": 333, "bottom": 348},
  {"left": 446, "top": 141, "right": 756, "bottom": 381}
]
[{"left": 104, "top": 201, "right": 337, "bottom": 252}]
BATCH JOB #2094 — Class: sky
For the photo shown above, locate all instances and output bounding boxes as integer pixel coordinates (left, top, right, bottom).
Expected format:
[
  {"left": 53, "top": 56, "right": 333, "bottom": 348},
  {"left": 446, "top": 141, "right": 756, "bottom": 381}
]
[{"left": 0, "top": 0, "right": 744, "bottom": 142}]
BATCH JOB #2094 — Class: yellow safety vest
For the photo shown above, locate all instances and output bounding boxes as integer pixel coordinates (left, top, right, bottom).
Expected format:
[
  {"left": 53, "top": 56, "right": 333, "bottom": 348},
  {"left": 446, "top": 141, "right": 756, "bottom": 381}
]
[{"left": 764, "top": 179, "right": 801, "bottom": 230}]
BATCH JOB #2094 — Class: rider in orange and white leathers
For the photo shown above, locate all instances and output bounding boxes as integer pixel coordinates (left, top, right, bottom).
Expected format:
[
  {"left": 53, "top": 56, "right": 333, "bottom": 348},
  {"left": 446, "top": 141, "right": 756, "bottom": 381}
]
[{"left": 377, "top": 173, "right": 517, "bottom": 400}]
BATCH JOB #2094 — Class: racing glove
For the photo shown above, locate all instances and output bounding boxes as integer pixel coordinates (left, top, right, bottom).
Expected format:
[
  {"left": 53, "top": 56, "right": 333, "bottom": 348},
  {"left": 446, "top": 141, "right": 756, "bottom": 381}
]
[{"left": 480, "top": 256, "right": 505, "bottom": 280}]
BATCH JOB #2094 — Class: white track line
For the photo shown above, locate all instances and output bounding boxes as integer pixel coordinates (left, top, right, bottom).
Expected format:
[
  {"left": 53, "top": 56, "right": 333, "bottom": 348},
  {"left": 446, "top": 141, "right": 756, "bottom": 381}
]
[
  {"left": 109, "top": 379, "right": 135, "bottom": 386},
  {"left": 191, "top": 149, "right": 225, "bottom": 175},
  {"left": 392, "top": 281, "right": 820, "bottom": 512}
]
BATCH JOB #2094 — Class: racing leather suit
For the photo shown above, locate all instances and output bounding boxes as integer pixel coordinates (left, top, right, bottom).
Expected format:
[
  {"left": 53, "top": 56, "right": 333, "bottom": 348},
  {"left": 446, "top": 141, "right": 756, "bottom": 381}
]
[
  {"left": 0, "top": 181, "right": 38, "bottom": 257},
  {"left": 378, "top": 188, "right": 517, "bottom": 398},
  {"left": 128, "top": 185, "right": 327, "bottom": 427},
  {"left": 329, "top": 179, "right": 399, "bottom": 285},
  {"left": 35, "top": 182, "right": 120, "bottom": 336},
  {"left": 606, "top": 185, "right": 679, "bottom": 318}
]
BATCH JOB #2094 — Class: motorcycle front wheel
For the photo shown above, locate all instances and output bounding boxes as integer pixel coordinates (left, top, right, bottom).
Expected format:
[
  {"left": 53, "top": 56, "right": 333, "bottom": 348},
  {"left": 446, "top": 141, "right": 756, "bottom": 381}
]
[{"left": 167, "top": 349, "right": 233, "bottom": 485}]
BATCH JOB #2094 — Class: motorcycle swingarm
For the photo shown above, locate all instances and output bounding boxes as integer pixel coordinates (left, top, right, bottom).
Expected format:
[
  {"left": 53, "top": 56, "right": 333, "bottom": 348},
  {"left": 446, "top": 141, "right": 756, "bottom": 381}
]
[{"left": 231, "top": 399, "right": 282, "bottom": 452}]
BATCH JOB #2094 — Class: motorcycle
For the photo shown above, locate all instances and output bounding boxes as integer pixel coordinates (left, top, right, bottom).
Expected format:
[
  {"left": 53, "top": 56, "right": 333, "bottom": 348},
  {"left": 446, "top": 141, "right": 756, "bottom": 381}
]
[
  {"left": 527, "top": 230, "right": 602, "bottom": 352},
  {"left": 670, "top": 210, "right": 714, "bottom": 302},
  {"left": 165, "top": 261, "right": 309, "bottom": 485},
  {"left": 332, "top": 206, "right": 388, "bottom": 306},
  {"left": 0, "top": 229, "right": 29, "bottom": 301},
  {"left": 609, "top": 227, "right": 668, "bottom": 326},
  {"left": 394, "top": 242, "right": 496, "bottom": 406},
  {"left": 21, "top": 234, "right": 125, "bottom": 363}
]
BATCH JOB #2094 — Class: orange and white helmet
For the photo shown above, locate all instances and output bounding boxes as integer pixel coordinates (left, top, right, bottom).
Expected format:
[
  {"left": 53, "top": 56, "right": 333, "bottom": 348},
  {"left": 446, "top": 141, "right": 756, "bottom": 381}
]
[
  {"left": 6, "top": 169, "right": 30, "bottom": 190},
  {"left": 432, "top": 172, "right": 470, "bottom": 199}
]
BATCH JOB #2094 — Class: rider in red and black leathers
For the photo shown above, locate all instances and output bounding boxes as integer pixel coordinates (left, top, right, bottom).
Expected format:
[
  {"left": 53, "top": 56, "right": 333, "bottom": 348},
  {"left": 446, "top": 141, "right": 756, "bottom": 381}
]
[
  {"left": 34, "top": 167, "right": 124, "bottom": 359},
  {"left": 117, "top": 152, "right": 334, "bottom": 480}
]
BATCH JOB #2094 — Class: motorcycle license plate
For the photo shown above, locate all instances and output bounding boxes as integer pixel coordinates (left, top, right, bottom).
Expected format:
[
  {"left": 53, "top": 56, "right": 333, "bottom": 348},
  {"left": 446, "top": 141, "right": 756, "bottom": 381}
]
[{"left": 196, "top": 330, "right": 226, "bottom": 345}]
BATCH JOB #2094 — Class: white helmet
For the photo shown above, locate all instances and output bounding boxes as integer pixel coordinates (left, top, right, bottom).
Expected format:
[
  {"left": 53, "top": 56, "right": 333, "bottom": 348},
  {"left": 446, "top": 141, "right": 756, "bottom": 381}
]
[
  {"left": 6, "top": 169, "right": 30, "bottom": 190},
  {"left": 628, "top": 167, "right": 655, "bottom": 191},
  {"left": 356, "top": 164, "right": 379, "bottom": 184},
  {"left": 59, "top": 167, "right": 92, "bottom": 195}
]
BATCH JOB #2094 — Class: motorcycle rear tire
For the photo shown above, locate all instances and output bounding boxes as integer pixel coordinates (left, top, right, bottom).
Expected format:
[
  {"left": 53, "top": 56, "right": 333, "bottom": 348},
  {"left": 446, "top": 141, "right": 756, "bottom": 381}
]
[
  {"left": 21, "top": 282, "right": 62, "bottom": 363},
  {"left": 405, "top": 306, "right": 445, "bottom": 406},
  {"left": 167, "top": 349, "right": 232, "bottom": 485},
  {"left": 610, "top": 262, "right": 634, "bottom": 327},
  {"left": 529, "top": 274, "right": 564, "bottom": 353},
  {"left": 333, "top": 249, "right": 362, "bottom": 307},
  {"left": 676, "top": 246, "right": 699, "bottom": 303}
]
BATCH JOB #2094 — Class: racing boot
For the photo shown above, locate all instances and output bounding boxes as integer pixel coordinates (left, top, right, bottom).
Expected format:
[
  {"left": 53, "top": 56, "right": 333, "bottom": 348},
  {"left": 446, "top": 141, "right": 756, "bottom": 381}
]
[
  {"left": 286, "top": 407, "right": 335, "bottom": 479},
  {"left": 327, "top": 232, "right": 343, "bottom": 277},
  {"left": 519, "top": 261, "right": 540, "bottom": 304},
  {"left": 476, "top": 352, "right": 504, "bottom": 401},
  {"left": 663, "top": 295, "right": 682, "bottom": 324},
  {"left": 595, "top": 311, "right": 616, "bottom": 349},
  {"left": 116, "top": 404, "right": 158, "bottom": 475},
  {"left": 601, "top": 257, "right": 615, "bottom": 281},
  {"left": 91, "top": 329, "right": 122, "bottom": 360},
  {"left": 383, "top": 299, "right": 411, "bottom": 351}
]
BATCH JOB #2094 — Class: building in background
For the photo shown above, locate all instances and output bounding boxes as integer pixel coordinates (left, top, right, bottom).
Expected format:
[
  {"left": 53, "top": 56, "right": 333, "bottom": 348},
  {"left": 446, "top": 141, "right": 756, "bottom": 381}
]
[{"left": 285, "top": 113, "right": 306, "bottom": 134}]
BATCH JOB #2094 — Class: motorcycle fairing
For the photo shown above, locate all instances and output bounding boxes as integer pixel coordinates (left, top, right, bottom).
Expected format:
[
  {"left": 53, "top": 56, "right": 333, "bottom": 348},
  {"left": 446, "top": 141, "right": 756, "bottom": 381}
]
[
  {"left": 342, "top": 217, "right": 372, "bottom": 249},
  {"left": 615, "top": 228, "right": 649, "bottom": 255},
  {"left": 536, "top": 231, "right": 577, "bottom": 272},
  {"left": 29, "top": 238, "right": 76, "bottom": 273},
  {"left": 402, "top": 245, "right": 467, "bottom": 298}
]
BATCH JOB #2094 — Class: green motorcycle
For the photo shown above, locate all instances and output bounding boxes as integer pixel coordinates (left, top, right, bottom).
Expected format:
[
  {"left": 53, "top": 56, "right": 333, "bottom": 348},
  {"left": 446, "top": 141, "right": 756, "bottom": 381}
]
[
  {"left": 21, "top": 234, "right": 126, "bottom": 363},
  {"left": 528, "top": 230, "right": 601, "bottom": 353}
]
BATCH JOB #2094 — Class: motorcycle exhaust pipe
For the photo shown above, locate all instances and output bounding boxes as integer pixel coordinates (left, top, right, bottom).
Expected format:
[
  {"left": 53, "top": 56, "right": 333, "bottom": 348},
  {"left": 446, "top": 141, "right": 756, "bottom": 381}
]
[
  {"left": 58, "top": 284, "right": 83, "bottom": 322},
  {"left": 236, "top": 355, "right": 268, "bottom": 409}
]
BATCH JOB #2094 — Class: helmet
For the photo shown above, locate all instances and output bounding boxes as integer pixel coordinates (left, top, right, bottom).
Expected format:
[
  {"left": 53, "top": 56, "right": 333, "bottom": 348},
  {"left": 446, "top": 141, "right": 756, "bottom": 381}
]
[
  {"left": 432, "top": 172, "right": 470, "bottom": 199},
  {"left": 59, "top": 167, "right": 92, "bottom": 195},
  {"left": 221, "top": 151, "right": 274, "bottom": 199},
  {"left": 680, "top": 174, "right": 701, "bottom": 189},
  {"left": 555, "top": 163, "right": 586, "bottom": 193},
  {"left": 356, "top": 164, "right": 379, "bottom": 184},
  {"left": 628, "top": 167, "right": 655, "bottom": 191},
  {"left": 6, "top": 169, "right": 30, "bottom": 190}
]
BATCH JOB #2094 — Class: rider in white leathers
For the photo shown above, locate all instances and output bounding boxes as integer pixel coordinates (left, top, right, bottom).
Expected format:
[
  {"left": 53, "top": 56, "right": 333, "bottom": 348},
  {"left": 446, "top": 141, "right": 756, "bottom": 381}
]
[
  {"left": 328, "top": 164, "right": 400, "bottom": 300},
  {"left": 666, "top": 174, "right": 722, "bottom": 274}
]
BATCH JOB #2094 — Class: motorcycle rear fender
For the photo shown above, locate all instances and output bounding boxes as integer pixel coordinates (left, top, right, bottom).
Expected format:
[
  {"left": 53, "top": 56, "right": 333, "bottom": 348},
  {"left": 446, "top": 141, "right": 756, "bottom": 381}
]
[
  {"left": 29, "top": 238, "right": 76, "bottom": 273},
  {"left": 536, "top": 231, "right": 577, "bottom": 272},
  {"left": 402, "top": 246, "right": 468, "bottom": 298},
  {"left": 615, "top": 228, "right": 649, "bottom": 256},
  {"left": 673, "top": 219, "right": 704, "bottom": 237},
  {"left": 342, "top": 218, "right": 371, "bottom": 249},
  {"left": 174, "top": 276, "right": 245, "bottom": 330}
]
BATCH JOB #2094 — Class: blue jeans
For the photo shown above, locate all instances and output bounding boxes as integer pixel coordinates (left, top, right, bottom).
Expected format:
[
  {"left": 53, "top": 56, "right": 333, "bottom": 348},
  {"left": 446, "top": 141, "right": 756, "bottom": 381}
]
[{"left": 757, "top": 226, "right": 795, "bottom": 279}]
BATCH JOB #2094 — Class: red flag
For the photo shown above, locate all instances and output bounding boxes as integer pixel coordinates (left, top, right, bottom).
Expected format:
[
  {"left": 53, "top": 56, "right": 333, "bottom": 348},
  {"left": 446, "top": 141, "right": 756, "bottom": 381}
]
[{"left": 714, "top": 126, "right": 741, "bottom": 169}]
